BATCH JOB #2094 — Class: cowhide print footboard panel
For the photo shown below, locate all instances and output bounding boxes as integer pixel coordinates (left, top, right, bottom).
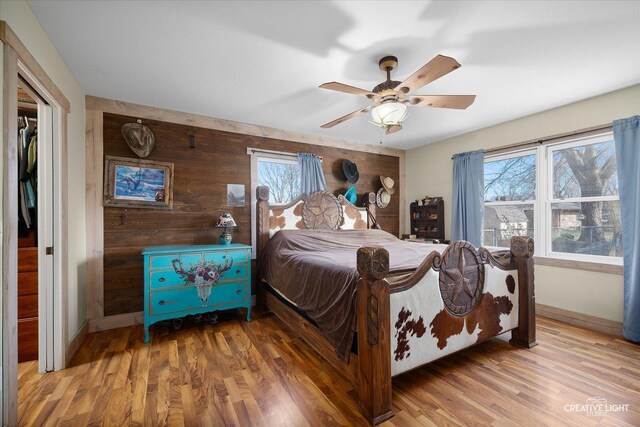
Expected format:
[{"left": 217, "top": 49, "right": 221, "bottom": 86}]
[
  {"left": 386, "top": 239, "right": 533, "bottom": 376},
  {"left": 262, "top": 188, "right": 377, "bottom": 237}
]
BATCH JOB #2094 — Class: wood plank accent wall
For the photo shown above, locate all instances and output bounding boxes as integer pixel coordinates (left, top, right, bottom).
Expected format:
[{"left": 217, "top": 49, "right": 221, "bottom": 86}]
[{"left": 102, "top": 113, "right": 400, "bottom": 316}]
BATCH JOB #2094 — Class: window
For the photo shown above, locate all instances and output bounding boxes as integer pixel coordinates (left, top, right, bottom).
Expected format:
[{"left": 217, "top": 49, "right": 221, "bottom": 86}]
[
  {"left": 484, "top": 151, "right": 536, "bottom": 248},
  {"left": 249, "top": 150, "right": 303, "bottom": 258},
  {"left": 257, "top": 156, "right": 301, "bottom": 205},
  {"left": 548, "top": 137, "right": 621, "bottom": 259},
  {"left": 483, "top": 132, "right": 621, "bottom": 263}
]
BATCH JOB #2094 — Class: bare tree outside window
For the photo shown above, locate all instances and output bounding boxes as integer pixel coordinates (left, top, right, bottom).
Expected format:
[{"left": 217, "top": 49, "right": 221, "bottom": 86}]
[
  {"left": 552, "top": 140, "right": 621, "bottom": 256},
  {"left": 485, "top": 155, "right": 536, "bottom": 202},
  {"left": 258, "top": 159, "right": 301, "bottom": 205},
  {"left": 483, "top": 154, "right": 536, "bottom": 247}
]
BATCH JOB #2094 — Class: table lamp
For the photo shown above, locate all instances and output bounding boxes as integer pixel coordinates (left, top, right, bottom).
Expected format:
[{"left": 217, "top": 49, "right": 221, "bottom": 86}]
[{"left": 215, "top": 212, "right": 237, "bottom": 245}]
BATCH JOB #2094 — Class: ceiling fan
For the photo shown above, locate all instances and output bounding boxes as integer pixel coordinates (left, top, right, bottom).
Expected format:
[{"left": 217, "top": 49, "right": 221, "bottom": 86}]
[{"left": 319, "top": 54, "right": 475, "bottom": 134}]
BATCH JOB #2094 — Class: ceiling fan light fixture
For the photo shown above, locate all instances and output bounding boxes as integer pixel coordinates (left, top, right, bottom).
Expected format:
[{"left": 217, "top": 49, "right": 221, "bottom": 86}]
[
  {"left": 370, "top": 102, "right": 408, "bottom": 127},
  {"left": 319, "top": 54, "right": 474, "bottom": 135}
]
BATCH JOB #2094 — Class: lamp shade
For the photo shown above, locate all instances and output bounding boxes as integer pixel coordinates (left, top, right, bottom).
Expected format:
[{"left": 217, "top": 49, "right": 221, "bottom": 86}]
[
  {"left": 215, "top": 212, "right": 237, "bottom": 228},
  {"left": 371, "top": 102, "right": 408, "bottom": 126}
]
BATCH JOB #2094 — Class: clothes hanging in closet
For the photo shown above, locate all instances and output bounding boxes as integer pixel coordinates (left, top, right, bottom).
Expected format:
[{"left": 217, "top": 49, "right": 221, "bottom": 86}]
[{"left": 18, "top": 115, "right": 37, "bottom": 237}]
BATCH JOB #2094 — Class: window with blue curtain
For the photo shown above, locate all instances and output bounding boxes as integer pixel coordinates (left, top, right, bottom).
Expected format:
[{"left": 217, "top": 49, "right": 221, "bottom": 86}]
[
  {"left": 613, "top": 115, "right": 640, "bottom": 343},
  {"left": 451, "top": 149, "right": 484, "bottom": 247}
]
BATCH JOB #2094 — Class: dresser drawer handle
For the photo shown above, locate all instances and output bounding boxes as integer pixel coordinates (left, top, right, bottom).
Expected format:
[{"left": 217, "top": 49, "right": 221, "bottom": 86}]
[
  {"left": 235, "top": 269, "right": 241, "bottom": 274},
  {"left": 159, "top": 300, "right": 166, "bottom": 305},
  {"left": 236, "top": 290, "right": 242, "bottom": 295},
  {"left": 158, "top": 277, "right": 166, "bottom": 283}
]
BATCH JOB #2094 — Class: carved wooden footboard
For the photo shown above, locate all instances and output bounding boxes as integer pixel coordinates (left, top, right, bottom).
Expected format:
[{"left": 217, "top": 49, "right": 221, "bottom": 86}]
[
  {"left": 356, "top": 237, "right": 536, "bottom": 423},
  {"left": 255, "top": 186, "right": 536, "bottom": 425}
]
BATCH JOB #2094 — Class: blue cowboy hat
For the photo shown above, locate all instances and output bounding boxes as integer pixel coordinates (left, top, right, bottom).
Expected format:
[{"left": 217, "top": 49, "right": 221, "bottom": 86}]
[{"left": 344, "top": 186, "right": 357, "bottom": 204}]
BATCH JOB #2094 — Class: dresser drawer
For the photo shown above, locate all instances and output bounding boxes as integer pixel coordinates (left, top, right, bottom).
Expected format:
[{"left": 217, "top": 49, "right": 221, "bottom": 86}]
[
  {"left": 204, "top": 250, "right": 249, "bottom": 264},
  {"left": 18, "top": 294, "right": 38, "bottom": 319},
  {"left": 149, "top": 253, "right": 202, "bottom": 270},
  {"left": 18, "top": 318, "right": 38, "bottom": 363},
  {"left": 18, "top": 248, "right": 38, "bottom": 273},
  {"left": 150, "top": 283, "right": 248, "bottom": 317},
  {"left": 18, "top": 271, "right": 38, "bottom": 296},
  {"left": 149, "top": 270, "right": 187, "bottom": 290},
  {"left": 219, "top": 263, "right": 248, "bottom": 281},
  {"left": 149, "top": 262, "right": 248, "bottom": 290}
]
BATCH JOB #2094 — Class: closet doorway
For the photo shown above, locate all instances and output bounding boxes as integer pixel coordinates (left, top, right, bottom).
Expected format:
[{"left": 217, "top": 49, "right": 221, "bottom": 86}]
[
  {"left": 16, "top": 77, "right": 55, "bottom": 372},
  {"left": 2, "top": 26, "right": 70, "bottom": 425}
]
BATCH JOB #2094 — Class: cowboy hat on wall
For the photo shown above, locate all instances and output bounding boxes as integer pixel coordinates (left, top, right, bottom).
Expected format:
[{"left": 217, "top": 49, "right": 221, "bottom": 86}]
[
  {"left": 342, "top": 159, "right": 359, "bottom": 184},
  {"left": 121, "top": 119, "right": 155, "bottom": 158},
  {"left": 376, "top": 176, "right": 396, "bottom": 208},
  {"left": 380, "top": 176, "right": 395, "bottom": 195},
  {"left": 376, "top": 187, "right": 391, "bottom": 208}
]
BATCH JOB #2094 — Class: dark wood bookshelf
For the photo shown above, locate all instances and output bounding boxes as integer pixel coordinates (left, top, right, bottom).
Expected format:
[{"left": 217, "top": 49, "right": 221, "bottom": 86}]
[{"left": 409, "top": 199, "right": 444, "bottom": 240}]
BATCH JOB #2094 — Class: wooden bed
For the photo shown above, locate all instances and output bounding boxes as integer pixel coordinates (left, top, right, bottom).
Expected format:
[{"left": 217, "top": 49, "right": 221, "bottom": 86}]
[{"left": 256, "top": 186, "right": 536, "bottom": 424}]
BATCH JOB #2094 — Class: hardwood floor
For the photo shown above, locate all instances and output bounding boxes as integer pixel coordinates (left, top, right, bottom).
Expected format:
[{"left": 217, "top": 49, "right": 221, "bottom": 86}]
[{"left": 18, "top": 314, "right": 640, "bottom": 426}]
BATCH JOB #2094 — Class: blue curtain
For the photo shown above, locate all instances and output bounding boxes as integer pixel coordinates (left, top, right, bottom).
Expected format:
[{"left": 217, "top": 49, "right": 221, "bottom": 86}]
[
  {"left": 613, "top": 116, "right": 640, "bottom": 342},
  {"left": 298, "top": 153, "right": 326, "bottom": 194},
  {"left": 451, "top": 149, "right": 484, "bottom": 247}
]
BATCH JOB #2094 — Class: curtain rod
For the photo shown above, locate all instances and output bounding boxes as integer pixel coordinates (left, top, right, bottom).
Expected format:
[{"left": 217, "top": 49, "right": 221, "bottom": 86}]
[
  {"left": 451, "top": 123, "right": 613, "bottom": 159},
  {"left": 246, "top": 147, "right": 323, "bottom": 161}
]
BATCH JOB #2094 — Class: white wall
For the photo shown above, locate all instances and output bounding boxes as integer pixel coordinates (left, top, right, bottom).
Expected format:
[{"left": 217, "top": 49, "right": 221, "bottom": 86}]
[
  {"left": 0, "top": 41, "right": 4, "bottom": 422},
  {"left": 0, "top": 1, "right": 87, "bottom": 342},
  {"left": 406, "top": 84, "right": 640, "bottom": 323}
]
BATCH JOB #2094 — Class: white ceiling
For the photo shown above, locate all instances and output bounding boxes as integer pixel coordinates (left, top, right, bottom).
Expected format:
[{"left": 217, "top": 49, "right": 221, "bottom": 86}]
[{"left": 28, "top": 0, "right": 640, "bottom": 150}]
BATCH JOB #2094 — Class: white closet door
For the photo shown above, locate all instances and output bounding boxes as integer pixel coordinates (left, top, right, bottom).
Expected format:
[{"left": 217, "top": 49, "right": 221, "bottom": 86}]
[{"left": 37, "top": 103, "right": 54, "bottom": 373}]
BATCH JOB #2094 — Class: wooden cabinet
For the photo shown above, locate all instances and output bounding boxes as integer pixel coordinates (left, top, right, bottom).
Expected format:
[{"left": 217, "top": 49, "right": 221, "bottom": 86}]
[
  {"left": 410, "top": 200, "right": 445, "bottom": 240},
  {"left": 143, "top": 244, "right": 252, "bottom": 343},
  {"left": 18, "top": 247, "right": 38, "bottom": 362}
]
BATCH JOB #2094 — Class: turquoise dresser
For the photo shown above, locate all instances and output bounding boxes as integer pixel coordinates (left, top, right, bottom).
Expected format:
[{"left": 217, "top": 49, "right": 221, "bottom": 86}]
[{"left": 142, "top": 243, "right": 252, "bottom": 343}]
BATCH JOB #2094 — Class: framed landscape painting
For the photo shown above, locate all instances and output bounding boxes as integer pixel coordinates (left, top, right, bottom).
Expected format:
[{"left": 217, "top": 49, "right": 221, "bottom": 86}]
[
  {"left": 104, "top": 155, "right": 174, "bottom": 209},
  {"left": 227, "top": 184, "right": 245, "bottom": 207}
]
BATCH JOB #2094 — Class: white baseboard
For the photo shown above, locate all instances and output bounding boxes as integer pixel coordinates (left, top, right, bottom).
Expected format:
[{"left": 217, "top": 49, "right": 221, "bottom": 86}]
[
  {"left": 66, "top": 320, "right": 88, "bottom": 365},
  {"left": 88, "top": 311, "right": 143, "bottom": 332},
  {"left": 87, "top": 300, "right": 257, "bottom": 334},
  {"left": 536, "top": 303, "right": 622, "bottom": 336}
]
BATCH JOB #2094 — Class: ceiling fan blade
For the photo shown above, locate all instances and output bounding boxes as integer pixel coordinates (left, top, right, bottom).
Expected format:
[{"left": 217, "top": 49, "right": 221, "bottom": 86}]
[
  {"left": 408, "top": 95, "right": 476, "bottom": 109},
  {"left": 320, "top": 107, "right": 370, "bottom": 128},
  {"left": 395, "top": 55, "right": 462, "bottom": 94},
  {"left": 320, "top": 82, "right": 376, "bottom": 98}
]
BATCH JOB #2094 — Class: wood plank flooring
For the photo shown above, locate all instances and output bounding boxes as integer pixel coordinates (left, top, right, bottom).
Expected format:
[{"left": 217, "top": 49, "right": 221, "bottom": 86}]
[{"left": 18, "top": 315, "right": 640, "bottom": 426}]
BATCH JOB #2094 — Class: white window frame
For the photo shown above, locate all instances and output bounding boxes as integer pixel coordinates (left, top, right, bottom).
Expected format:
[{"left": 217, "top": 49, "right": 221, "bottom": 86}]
[
  {"left": 545, "top": 133, "right": 621, "bottom": 264},
  {"left": 248, "top": 149, "right": 301, "bottom": 258},
  {"left": 483, "top": 149, "right": 537, "bottom": 249},
  {"left": 483, "top": 131, "right": 622, "bottom": 265}
]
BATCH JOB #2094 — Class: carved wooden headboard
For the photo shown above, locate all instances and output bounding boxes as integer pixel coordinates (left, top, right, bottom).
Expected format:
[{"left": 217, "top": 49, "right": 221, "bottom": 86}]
[{"left": 256, "top": 186, "right": 377, "bottom": 258}]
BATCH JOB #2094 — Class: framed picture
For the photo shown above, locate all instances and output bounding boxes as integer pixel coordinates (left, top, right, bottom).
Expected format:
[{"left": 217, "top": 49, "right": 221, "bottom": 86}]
[
  {"left": 104, "top": 155, "right": 174, "bottom": 209},
  {"left": 227, "top": 184, "right": 245, "bottom": 207}
]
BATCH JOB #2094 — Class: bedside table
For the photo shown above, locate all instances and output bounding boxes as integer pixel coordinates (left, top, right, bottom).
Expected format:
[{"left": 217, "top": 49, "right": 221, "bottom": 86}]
[{"left": 142, "top": 243, "right": 252, "bottom": 343}]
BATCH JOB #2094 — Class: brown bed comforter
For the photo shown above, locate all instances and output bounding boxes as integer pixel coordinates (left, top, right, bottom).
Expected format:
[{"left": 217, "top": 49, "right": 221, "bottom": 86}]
[{"left": 261, "top": 229, "right": 447, "bottom": 361}]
